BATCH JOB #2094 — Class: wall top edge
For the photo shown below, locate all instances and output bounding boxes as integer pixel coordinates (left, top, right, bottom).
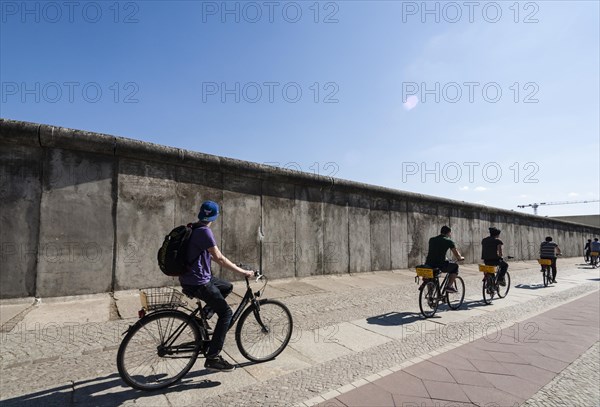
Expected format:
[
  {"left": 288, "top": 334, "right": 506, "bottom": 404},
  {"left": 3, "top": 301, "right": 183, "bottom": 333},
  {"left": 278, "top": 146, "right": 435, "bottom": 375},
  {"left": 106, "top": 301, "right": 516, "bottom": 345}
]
[{"left": 1, "top": 118, "right": 598, "bottom": 231}]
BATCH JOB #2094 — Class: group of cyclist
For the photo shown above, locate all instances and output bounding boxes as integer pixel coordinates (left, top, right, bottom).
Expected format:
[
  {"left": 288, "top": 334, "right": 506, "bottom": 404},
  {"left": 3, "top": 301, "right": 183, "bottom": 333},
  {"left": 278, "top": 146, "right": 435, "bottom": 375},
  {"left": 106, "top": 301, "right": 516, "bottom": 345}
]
[
  {"left": 584, "top": 238, "right": 600, "bottom": 267},
  {"left": 179, "top": 199, "right": 587, "bottom": 372},
  {"left": 424, "top": 225, "right": 564, "bottom": 289}
]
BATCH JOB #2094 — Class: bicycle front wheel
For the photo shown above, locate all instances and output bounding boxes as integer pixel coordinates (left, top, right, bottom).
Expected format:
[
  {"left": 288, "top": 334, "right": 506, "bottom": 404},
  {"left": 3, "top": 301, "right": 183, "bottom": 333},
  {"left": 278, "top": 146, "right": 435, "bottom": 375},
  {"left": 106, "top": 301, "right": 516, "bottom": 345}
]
[
  {"left": 497, "top": 271, "right": 510, "bottom": 298},
  {"left": 117, "top": 310, "right": 201, "bottom": 391},
  {"left": 482, "top": 274, "right": 495, "bottom": 305},
  {"left": 235, "top": 299, "right": 293, "bottom": 362},
  {"left": 419, "top": 281, "right": 439, "bottom": 318},
  {"left": 446, "top": 276, "right": 465, "bottom": 310}
]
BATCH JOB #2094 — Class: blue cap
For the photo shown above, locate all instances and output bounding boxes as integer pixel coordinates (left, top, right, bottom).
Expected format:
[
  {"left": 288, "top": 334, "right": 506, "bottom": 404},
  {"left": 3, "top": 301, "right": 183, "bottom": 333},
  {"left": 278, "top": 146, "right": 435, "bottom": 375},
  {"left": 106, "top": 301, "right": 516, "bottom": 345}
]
[{"left": 198, "top": 201, "right": 219, "bottom": 222}]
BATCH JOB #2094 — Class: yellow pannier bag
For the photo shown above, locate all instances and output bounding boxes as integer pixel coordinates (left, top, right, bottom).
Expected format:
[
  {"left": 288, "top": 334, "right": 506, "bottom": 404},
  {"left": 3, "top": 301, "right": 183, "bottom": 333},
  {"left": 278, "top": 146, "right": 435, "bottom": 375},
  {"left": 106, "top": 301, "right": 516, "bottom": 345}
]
[
  {"left": 538, "top": 259, "right": 552, "bottom": 266},
  {"left": 478, "top": 264, "right": 496, "bottom": 273},
  {"left": 416, "top": 267, "right": 434, "bottom": 279}
]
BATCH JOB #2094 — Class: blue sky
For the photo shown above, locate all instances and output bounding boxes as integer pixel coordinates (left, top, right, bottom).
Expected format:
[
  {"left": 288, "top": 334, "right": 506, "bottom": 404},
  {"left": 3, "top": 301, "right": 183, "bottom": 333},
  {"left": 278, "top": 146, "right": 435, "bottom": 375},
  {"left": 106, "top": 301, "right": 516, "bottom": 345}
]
[{"left": 2, "top": 0, "right": 599, "bottom": 216}]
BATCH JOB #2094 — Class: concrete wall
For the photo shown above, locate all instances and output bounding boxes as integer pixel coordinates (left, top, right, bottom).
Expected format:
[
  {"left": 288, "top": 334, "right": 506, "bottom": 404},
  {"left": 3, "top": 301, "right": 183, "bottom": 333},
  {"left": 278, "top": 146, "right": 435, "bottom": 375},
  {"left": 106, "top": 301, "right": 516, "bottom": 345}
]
[{"left": 2, "top": 119, "right": 599, "bottom": 299}]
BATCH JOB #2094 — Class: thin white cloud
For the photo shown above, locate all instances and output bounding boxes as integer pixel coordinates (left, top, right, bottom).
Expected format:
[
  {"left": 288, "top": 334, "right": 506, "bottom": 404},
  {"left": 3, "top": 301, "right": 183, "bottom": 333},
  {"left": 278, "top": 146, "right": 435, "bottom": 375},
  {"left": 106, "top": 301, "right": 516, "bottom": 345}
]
[
  {"left": 474, "top": 186, "right": 488, "bottom": 191},
  {"left": 568, "top": 192, "right": 579, "bottom": 197},
  {"left": 459, "top": 186, "right": 469, "bottom": 191}
]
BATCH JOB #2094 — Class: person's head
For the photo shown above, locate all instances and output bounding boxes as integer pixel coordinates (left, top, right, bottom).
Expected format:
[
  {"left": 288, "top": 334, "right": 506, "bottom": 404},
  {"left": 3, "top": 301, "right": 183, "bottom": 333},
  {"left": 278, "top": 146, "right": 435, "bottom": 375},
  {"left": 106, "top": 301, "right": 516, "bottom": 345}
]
[
  {"left": 545, "top": 236, "right": 553, "bottom": 242},
  {"left": 198, "top": 201, "right": 219, "bottom": 225},
  {"left": 595, "top": 238, "right": 599, "bottom": 242},
  {"left": 440, "top": 226, "right": 451, "bottom": 236},
  {"left": 489, "top": 227, "right": 501, "bottom": 237},
  {"left": 588, "top": 239, "right": 592, "bottom": 242}
]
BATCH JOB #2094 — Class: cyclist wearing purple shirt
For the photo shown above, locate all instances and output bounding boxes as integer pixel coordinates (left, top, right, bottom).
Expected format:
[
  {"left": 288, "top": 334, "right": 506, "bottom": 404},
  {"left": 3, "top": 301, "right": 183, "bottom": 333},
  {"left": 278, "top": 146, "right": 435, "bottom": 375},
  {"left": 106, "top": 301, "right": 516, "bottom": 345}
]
[{"left": 180, "top": 200, "right": 254, "bottom": 372}]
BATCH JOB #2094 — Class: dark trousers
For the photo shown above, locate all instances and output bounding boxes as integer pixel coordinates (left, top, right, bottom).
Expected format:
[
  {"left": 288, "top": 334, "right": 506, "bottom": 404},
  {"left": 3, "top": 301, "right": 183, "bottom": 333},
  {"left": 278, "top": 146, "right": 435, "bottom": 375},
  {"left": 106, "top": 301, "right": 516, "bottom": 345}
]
[
  {"left": 484, "top": 259, "right": 508, "bottom": 280},
  {"left": 541, "top": 257, "right": 557, "bottom": 280},
  {"left": 437, "top": 261, "right": 459, "bottom": 274},
  {"left": 182, "top": 276, "right": 233, "bottom": 359}
]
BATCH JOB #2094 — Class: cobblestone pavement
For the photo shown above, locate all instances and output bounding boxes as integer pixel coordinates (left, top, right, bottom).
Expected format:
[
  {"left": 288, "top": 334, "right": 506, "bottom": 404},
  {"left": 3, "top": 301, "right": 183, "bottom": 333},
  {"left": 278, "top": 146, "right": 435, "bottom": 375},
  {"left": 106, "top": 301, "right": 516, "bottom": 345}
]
[
  {"left": 0, "top": 259, "right": 598, "bottom": 406},
  {"left": 521, "top": 342, "right": 599, "bottom": 407}
]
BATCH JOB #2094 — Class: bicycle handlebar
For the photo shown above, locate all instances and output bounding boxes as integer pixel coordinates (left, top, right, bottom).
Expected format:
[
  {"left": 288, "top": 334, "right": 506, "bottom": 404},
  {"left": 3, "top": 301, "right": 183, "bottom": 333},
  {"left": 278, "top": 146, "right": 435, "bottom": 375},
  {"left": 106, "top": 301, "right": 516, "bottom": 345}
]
[{"left": 237, "top": 263, "right": 264, "bottom": 282}]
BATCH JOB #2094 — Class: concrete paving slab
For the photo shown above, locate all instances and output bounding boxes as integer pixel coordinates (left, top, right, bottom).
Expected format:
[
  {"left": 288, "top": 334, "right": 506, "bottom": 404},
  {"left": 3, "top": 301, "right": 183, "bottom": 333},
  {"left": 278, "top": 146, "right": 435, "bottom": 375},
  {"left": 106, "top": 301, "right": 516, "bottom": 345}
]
[
  {"left": 287, "top": 326, "right": 354, "bottom": 363},
  {"left": 20, "top": 297, "right": 110, "bottom": 326},
  {"left": 348, "top": 272, "right": 404, "bottom": 287},
  {"left": 332, "top": 322, "right": 391, "bottom": 352},
  {"left": 112, "top": 290, "right": 142, "bottom": 320},
  {"left": 273, "top": 281, "right": 328, "bottom": 296},
  {"left": 0, "top": 303, "right": 31, "bottom": 326},
  {"left": 299, "top": 276, "right": 359, "bottom": 292},
  {"left": 231, "top": 347, "right": 312, "bottom": 382},
  {"left": 340, "top": 274, "right": 391, "bottom": 290}
]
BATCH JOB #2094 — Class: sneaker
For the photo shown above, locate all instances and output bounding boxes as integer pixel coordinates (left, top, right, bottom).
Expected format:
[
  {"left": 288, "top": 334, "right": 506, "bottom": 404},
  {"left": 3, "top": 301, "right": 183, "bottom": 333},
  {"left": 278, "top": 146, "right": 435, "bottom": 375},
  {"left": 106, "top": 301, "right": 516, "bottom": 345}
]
[
  {"left": 446, "top": 287, "right": 458, "bottom": 293},
  {"left": 204, "top": 355, "right": 236, "bottom": 372},
  {"left": 498, "top": 279, "right": 506, "bottom": 287}
]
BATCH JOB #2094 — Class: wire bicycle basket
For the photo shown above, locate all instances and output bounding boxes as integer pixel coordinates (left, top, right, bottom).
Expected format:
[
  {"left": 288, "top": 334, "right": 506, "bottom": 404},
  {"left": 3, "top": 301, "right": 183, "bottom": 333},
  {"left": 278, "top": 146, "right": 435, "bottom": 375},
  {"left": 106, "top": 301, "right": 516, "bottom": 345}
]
[{"left": 139, "top": 287, "right": 186, "bottom": 311}]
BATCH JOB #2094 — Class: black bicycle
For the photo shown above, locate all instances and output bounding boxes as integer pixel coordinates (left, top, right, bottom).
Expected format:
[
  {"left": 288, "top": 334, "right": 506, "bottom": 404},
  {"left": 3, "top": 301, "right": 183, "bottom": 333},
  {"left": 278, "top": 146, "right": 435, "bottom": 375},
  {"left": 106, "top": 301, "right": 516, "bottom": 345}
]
[
  {"left": 480, "top": 257, "right": 512, "bottom": 305},
  {"left": 538, "top": 258, "right": 554, "bottom": 287},
  {"left": 116, "top": 269, "right": 293, "bottom": 391},
  {"left": 590, "top": 251, "right": 599, "bottom": 268},
  {"left": 416, "top": 264, "right": 465, "bottom": 318}
]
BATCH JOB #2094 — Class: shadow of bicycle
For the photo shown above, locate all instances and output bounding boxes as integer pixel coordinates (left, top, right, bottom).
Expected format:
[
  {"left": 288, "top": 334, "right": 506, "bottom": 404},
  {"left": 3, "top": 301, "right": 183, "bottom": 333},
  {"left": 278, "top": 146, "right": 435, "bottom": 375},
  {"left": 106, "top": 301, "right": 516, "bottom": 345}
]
[
  {"left": 366, "top": 312, "right": 423, "bottom": 326},
  {"left": 514, "top": 283, "right": 546, "bottom": 290},
  {"left": 0, "top": 369, "right": 224, "bottom": 407}
]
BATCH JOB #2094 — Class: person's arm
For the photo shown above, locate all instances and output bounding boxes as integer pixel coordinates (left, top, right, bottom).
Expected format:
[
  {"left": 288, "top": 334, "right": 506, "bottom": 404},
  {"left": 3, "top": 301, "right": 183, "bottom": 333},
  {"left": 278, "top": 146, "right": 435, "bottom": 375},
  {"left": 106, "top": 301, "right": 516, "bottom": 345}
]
[
  {"left": 208, "top": 246, "right": 255, "bottom": 278},
  {"left": 451, "top": 247, "right": 464, "bottom": 261},
  {"left": 497, "top": 243, "right": 504, "bottom": 258},
  {"left": 555, "top": 245, "right": 562, "bottom": 255}
]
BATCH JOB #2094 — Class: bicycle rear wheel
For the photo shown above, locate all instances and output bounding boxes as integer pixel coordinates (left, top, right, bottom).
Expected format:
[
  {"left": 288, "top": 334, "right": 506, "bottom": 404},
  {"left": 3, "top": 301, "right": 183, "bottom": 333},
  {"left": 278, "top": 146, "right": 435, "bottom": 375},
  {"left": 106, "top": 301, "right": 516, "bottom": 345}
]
[
  {"left": 482, "top": 273, "right": 496, "bottom": 304},
  {"left": 543, "top": 266, "right": 549, "bottom": 287},
  {"left": 235, "top": 299, "right": 293, "bottom": 362},
  {"left": 419, "top": 281, "right": 439, "bottom": 318},
  {"left": 497, "top": 271, "right": 510, "bottom": 298},
  {"left": 446, "top": 276, "right": 465, "bottom": 310},
  {"left": 482, "top": 274, "right": 495, "bottom": 305},
  {"left": 117, "top": 310, "right": 201, "bottom": 391}
]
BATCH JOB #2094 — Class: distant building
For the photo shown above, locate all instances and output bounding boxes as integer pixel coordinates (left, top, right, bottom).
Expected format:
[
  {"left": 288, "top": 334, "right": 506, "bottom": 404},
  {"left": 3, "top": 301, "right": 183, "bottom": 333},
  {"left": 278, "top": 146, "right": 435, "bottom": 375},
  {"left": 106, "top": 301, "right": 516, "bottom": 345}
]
[{"left": 550, "top": 215, "right": 600, "bottom": 228}]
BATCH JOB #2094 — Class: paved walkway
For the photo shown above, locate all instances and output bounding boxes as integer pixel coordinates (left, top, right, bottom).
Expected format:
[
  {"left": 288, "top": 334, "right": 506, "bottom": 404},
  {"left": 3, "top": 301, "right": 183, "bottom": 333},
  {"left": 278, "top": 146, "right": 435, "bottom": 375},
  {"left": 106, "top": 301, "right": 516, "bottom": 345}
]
[
  {"left": 316, "top": 292, "right": 600, "bottom": 407},
  {"left": 0, "top": 258, "right": 598, "bottom": 406}
]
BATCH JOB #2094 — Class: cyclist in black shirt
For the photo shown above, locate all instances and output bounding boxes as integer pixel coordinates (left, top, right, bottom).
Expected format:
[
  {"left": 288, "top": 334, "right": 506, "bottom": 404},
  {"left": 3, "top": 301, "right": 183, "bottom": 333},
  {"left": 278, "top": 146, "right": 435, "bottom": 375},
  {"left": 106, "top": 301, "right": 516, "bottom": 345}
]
[
  {"left": 584, "top": 239, "right": 592, "bottom": 263},
  {"left": 481, "top": 227, "right": 508, "bottom": 286}
]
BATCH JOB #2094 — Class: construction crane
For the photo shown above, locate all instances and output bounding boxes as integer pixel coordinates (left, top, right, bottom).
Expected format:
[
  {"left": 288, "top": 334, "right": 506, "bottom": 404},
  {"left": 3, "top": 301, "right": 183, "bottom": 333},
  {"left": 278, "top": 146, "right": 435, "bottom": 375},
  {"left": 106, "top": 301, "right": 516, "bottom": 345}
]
[{"left": 517, "top": 200, "right": 600, "bottom": 215}]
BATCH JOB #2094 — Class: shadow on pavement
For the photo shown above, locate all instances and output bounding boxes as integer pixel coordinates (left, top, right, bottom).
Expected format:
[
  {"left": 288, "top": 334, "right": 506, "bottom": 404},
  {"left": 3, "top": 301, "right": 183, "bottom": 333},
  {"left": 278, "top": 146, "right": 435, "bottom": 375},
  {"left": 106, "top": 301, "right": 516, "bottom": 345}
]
[
  {"left": 588, "top": 278, "right": 600, "bottom": 281},
  {"left": 0, "top": 369, "right": 222, "bottom": 407},
  {"left": 514, "top": 283, "right": 546, "bottom": 290},
  {"left": 461, "top": 299, "right": 494, "bottom": 309},
  {"left": 366, "top": 312, "right": 422, "bottom": 326}
]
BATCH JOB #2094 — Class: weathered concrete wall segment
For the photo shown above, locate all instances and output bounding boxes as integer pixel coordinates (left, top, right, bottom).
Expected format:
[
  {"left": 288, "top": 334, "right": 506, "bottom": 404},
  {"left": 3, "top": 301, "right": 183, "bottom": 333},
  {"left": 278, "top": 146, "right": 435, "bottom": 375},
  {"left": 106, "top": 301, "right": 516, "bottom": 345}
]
[{"left": 2, "top": 119, "right": 599, "bottom": 299}]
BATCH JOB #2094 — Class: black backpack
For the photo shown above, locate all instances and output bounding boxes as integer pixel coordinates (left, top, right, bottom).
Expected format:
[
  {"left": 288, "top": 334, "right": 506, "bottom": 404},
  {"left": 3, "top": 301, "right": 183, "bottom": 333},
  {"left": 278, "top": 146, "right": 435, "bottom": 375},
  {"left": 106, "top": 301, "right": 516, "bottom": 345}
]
[{"left": 157, "top": 223, "right": 199, "bottom": 276}]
